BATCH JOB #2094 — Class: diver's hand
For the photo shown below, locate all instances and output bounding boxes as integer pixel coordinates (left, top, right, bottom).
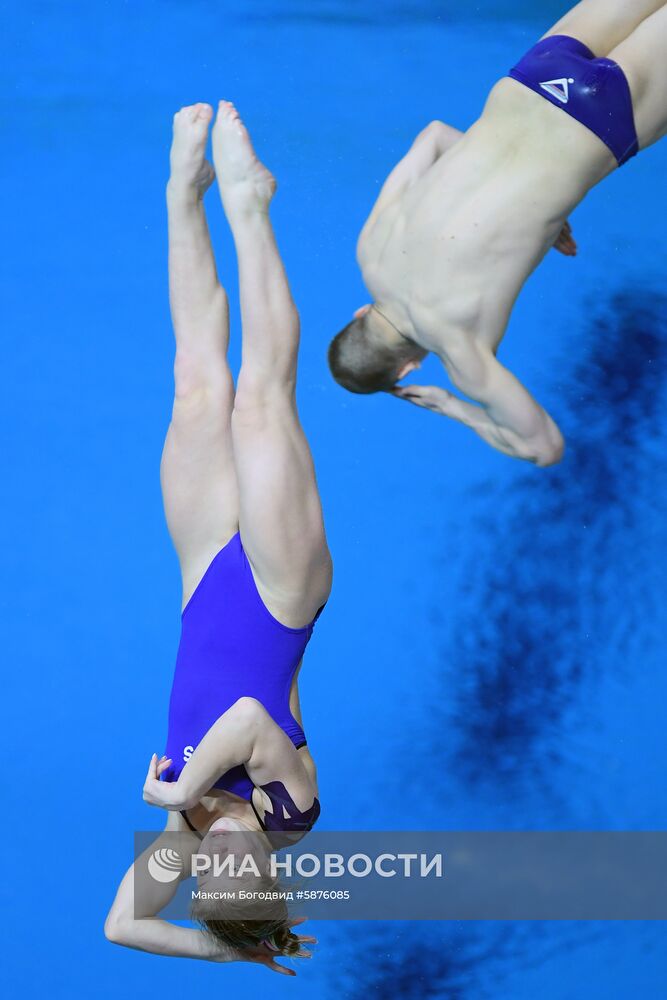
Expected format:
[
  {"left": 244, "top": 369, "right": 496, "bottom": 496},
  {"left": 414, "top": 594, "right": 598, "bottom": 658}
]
[
  {"left": 142, "top": 753, "right": 181, "bottom": 809},
  {"left": 553, "top": 219, "right": 577, "bottom": 256},
  {"left": 390, "top": 383, "right": 454, "bottom": 414},
  {"left": 235, "top": 917, "right": 317, "bottom": 976}
]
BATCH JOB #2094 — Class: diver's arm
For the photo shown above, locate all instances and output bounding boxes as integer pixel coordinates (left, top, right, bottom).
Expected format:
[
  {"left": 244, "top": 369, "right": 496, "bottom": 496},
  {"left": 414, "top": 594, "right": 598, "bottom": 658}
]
[
  {"left": 143, "top": 698, "right": 253, "bottom": 810},
  {"left": 104, "top": 816, "right": 237, "bottom": 961},
  {"left": 144, "top": 697, "right": 314, "bottom": 811},
  {"left": 391, "top": 346, "right": 564, "bottom": 466},
  {"left": 105, "top": 814, "right": 314, "bottom": 972}
]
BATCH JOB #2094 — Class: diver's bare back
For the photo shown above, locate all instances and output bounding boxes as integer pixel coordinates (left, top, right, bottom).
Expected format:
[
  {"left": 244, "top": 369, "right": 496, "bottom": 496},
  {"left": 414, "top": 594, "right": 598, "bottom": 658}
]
[{"left": 362, "top": 78, "right": 614, "bottom": 356}]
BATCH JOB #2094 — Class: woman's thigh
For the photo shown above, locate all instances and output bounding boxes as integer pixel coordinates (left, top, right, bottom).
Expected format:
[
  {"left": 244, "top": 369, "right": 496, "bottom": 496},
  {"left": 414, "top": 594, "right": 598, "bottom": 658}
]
[
  {"left": 160, "top": 365, "right": 240, "bottom": 609},
  {"left": 230, "top": 385, "right": 332, "bottom": 628}
]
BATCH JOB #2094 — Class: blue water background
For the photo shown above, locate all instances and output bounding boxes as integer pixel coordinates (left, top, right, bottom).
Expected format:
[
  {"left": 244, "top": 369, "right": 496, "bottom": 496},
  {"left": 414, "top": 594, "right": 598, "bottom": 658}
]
[{"left": 2, "top": 2, "right": 665, "bottom": 997}]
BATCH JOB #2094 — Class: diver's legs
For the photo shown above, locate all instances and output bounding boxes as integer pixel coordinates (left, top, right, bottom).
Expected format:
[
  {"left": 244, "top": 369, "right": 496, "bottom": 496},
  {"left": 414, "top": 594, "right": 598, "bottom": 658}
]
[
  {"left": 211, "top": 101, "right": 331, "bottom": 627},
  {"left": 161, "top": 103, "right": 239, "bottom": 608},
  {"left": 607, "top": 4, "right": 667, "bottom": 149},
  {"left": 542, "top": 0, "right": 666, "bottom": 56}
]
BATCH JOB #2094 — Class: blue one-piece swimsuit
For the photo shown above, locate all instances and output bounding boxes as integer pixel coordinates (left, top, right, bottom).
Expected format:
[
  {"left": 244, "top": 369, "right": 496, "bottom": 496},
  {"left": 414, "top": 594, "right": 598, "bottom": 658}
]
[
  {"left": 508, "top": 35, "right": 639, "bottom": 166},
  {"left": 162, "top": 532, "right": 323, "bottom": 841}
]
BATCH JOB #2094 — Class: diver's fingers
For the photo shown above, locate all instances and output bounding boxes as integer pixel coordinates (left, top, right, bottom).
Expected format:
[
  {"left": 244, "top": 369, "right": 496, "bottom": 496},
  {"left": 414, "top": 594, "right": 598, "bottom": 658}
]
[
  {"left": 554, "top": 237, "right": 575, "bottom": 256},
  {"left": 391, "top": 384, "right": 447, "bottom": 412},
  {"left": 554, "top": 220, "right": 575, "bottom": 250},
  {"left": 266, "top": 958, "right": 296, "bottom": 977}
]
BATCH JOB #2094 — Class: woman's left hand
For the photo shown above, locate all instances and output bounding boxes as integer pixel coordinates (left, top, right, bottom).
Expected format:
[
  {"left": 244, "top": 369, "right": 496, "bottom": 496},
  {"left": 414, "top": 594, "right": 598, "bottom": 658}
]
[
  {"left": 239, "top": 917, "right": 317, "bottom": 975},
  {"left": 142, "top": 753, "right": 181, "bottom": 809}
]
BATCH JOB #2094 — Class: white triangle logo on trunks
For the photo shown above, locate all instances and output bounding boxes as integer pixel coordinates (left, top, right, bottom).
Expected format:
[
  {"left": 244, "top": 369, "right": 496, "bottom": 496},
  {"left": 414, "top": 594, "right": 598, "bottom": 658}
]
[{"left": 539, "top": 77, "right": 575, "bottom": 104}]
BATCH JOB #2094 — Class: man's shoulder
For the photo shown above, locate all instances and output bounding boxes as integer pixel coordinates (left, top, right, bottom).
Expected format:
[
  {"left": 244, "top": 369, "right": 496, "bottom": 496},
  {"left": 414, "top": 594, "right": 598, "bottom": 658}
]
[
  {"left": 410, "top": 287, "right": 487, "bottom": 352},
  {"left": 358, "top": 198, "right": 403, "bottom": 267}
]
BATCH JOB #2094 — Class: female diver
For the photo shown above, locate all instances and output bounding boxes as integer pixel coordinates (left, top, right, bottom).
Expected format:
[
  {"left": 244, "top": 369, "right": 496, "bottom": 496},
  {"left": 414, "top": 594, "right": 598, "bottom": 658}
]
[{"left": 104, "top": 101, "right": 333, "bottom": 974}]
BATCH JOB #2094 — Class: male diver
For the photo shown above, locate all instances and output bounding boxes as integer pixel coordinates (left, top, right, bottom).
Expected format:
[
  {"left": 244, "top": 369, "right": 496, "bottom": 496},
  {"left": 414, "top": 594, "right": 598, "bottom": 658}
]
[{"left": 329, "top": 0, "right": 667, "bottom": 465}]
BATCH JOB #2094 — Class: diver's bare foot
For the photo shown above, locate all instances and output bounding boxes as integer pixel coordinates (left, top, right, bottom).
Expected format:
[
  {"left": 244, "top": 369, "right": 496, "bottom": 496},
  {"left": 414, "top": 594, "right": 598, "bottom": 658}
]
[
  {"left": 211, "top": 100, "right": 276, "bottom": 214},
  {"left": 168, "top": 103, "right": 215, "bottom": 201}
]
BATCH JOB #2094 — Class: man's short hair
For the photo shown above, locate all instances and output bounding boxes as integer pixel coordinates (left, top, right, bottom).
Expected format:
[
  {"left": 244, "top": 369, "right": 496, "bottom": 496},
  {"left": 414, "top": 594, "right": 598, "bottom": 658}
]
[{"left": 328, "top": 313, "right": 414, "bottom": 394}]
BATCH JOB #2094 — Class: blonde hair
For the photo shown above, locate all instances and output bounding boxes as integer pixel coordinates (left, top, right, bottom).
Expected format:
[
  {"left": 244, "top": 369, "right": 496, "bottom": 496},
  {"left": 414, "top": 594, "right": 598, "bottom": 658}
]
[
  {"left": 195, "top": 910, "right": 301, "bottom": 956},
  {"left": 191, "top": 864, "right": 300, "bottom": 956}
]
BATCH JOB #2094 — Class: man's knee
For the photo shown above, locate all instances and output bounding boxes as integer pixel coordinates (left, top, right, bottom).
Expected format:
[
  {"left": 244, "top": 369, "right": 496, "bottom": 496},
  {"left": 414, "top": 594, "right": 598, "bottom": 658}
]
[{"left": 233, "top": 372, "right": 295, "bottom": 425}]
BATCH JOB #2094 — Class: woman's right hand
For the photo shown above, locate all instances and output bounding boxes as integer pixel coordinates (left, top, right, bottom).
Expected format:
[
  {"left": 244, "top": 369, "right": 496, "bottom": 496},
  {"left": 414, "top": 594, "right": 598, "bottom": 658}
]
[{"left": 142, "top": 753, "right": 182, "bottom": 809}]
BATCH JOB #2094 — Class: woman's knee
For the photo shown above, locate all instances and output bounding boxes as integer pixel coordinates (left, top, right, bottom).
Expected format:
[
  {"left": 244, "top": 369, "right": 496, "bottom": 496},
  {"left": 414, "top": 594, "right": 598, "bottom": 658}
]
[{"left": 173, "top": 350, "right": 234, "bottom": 406}]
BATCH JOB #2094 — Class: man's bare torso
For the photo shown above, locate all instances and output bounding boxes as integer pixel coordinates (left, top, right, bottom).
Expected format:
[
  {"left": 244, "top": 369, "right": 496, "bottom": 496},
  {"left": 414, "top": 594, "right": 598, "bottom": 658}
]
[{"left": 358, "top": 77, "right": 616, "bottom": 356}]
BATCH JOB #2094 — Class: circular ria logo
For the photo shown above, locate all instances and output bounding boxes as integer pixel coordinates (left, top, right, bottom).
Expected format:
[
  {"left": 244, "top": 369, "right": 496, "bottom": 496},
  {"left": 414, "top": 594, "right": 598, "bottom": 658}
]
[{"left": 148, "top": 848, "right": 183, "bottom": 883}]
